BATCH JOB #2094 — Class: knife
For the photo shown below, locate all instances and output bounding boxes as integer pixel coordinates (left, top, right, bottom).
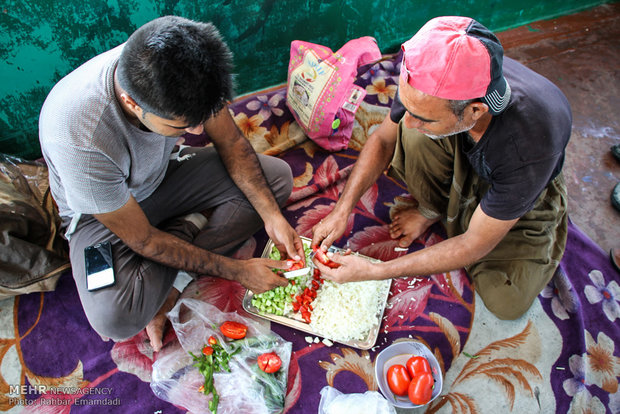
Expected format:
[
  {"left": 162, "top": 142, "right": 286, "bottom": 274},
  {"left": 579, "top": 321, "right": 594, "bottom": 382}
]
[{"left": 282, "top": 267, "right": 312, "bottom": 279}]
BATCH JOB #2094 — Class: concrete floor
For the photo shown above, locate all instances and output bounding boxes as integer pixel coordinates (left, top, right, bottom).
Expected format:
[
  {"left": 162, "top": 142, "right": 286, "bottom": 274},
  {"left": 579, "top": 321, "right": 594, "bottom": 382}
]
[{"left": 497, "top": 3, "right": 620, "bottom": 254}]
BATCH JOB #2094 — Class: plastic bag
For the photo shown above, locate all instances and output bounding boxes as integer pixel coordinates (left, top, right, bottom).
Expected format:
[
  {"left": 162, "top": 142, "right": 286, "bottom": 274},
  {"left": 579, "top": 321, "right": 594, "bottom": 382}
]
[
  {"left": 318, "top": 386, "right": 396, "bottom": 414},
  {"left": 151, "top": 298, "right": 292, "bottom": 414},
  {"left": 286, "top": 37, "right": 382, "bottom": 151}
]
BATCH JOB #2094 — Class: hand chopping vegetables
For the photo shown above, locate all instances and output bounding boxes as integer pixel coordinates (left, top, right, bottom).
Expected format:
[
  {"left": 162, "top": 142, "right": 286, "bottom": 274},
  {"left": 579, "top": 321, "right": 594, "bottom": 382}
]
[{"left": 247, "top": 237, "right": 391, "bottom": 347}]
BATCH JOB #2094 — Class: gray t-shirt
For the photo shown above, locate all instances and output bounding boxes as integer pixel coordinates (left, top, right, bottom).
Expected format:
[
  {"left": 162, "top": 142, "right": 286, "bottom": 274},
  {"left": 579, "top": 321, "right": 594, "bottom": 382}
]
[{"left": 39, "top": 44, "right": 177, "bottom": 238}]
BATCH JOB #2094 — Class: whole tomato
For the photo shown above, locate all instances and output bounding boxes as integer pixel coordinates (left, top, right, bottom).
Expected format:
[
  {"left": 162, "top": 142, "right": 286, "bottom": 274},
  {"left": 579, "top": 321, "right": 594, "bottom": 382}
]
[
  {"left": 257, "top": 352, "right": 282, "bottom": 373},
  {"left": 406, "top": 356, "right": 431, "bottom": 378},
  {"left": 408, "top": 372, "right": 433, "bottom": 405},
  {"left": 386, "top": 364, "right": 411, "bottom": 396},
  {"left": 220, "top": 321, "right": 248, "bottom": 339}
]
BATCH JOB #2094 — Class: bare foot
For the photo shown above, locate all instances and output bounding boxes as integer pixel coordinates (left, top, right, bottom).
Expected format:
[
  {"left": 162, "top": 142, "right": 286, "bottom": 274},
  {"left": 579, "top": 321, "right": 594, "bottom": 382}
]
[
  {"left": 145, "top": 288, "right": 180, "bottom": 352},
  {"left": 389, "top": 207, "right": 438, "bottom": 247}
]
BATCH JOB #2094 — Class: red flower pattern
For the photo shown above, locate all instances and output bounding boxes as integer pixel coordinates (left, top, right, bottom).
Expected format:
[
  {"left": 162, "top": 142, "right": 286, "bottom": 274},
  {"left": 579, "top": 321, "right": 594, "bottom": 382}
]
[
  {"left": 386, "top": 278, "right": 434, "bottom": 327},
  {"left": 348, "top": 225, "right": 409, "bottom": 262}
]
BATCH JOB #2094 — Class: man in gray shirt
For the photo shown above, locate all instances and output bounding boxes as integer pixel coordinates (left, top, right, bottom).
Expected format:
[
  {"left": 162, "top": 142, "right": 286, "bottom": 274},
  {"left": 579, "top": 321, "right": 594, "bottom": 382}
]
[{"left": 39, "top": 16, "right": 303, "bottom": 351}]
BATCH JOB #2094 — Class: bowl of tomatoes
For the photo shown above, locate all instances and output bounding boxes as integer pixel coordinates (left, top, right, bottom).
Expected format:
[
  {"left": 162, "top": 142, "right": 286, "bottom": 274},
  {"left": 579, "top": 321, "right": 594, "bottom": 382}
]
[{"left": 374, "top": 340, "right": 442, "bottom": 408}]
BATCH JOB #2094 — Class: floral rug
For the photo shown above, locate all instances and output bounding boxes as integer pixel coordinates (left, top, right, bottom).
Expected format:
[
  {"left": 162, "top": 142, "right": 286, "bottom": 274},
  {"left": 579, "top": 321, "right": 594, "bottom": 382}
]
[{"left": 1, "top": 52, "right": 619, "bottom": 414}]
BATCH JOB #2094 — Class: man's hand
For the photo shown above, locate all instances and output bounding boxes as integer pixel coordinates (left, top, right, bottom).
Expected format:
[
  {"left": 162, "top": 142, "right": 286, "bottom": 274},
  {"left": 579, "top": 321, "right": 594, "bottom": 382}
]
[
  {"left": 311, "top": 209, "right": 349, "bottom": 251},
  {"left": 312, "top": 115, "right": 399, "bottom": 250},
  {"left": 316, "top": 205, "right": 519, "bottom": 283},
  {"left": 313, "top": 252, "right": 378, "bottom": 283},
  {"left": 264, "top": 215, "right": 304, "bottom": 262},
  {"left": 233, "top": 258, "right": 290, "bottom": 294},
  {"left": 207, "top": 107, "right": 304, "bottom": 262}
]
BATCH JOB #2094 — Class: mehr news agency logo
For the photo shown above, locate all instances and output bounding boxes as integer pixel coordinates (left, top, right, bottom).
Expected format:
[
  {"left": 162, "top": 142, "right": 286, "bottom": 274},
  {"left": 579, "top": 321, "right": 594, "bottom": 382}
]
[{"left": 8, "top": 384, "right": 121, "bottom": 407}]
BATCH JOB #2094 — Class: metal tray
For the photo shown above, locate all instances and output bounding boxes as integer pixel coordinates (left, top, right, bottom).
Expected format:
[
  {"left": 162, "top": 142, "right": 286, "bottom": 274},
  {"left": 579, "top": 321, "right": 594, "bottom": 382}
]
[{"left": 242, "top": 237, "right": 391, "bottom": 350}]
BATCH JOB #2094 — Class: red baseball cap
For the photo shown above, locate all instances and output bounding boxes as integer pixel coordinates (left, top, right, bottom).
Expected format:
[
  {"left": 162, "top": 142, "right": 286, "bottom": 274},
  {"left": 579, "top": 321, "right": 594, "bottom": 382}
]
[{"left": 400, "top": 16, "right": 511, "bottom": 115}]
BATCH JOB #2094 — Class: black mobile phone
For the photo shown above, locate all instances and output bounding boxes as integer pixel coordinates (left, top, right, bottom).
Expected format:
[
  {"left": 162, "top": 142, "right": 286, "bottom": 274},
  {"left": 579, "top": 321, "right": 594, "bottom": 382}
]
[{"left": 84, "top": 241, "right": 115, "bottom": 291}]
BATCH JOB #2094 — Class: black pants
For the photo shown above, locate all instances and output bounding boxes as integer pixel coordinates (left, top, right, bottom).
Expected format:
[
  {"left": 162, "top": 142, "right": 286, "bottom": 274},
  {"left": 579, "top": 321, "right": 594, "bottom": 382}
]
[{"left": 68, "top": 147, "right": 293, "bottom": 339}]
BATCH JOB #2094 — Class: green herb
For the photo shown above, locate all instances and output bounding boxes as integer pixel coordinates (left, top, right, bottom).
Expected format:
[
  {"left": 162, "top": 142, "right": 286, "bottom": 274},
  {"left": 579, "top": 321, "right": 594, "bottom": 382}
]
[
  {"left": 251, "top": 364, "right": 285, "bottom": 412},
  {"left": 190, "top": 339, "right": 240, "bottom": 414},
  {"left": 463, "top": 351, "right": 480, "bottom": 359},
  {"left": 192, "top": 334, "right": 287, "bottom": 414}
]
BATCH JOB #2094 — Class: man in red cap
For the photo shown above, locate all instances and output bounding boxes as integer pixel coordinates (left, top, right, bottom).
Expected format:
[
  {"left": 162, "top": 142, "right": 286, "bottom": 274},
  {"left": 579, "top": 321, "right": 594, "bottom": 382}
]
[{"left": 312, "top": 16, "right": 572, "bottom": 320}]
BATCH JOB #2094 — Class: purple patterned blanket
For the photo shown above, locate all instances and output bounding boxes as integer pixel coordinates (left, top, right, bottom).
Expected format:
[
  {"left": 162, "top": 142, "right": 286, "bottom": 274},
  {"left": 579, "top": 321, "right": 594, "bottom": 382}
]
[{"left": 1, "top": 52, "right": 618, "bottom": 414}]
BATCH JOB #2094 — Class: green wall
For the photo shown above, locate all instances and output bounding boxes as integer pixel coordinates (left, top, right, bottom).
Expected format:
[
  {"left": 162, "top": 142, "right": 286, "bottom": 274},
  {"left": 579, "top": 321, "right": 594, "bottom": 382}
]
[{"left": 0, "top": 0, "right": 610, "bottom": 159}]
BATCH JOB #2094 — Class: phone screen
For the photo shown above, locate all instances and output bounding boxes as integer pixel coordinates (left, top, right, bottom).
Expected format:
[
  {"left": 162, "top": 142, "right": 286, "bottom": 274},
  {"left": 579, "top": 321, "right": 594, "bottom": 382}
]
[{"left": 84, "top": 242, "right": 115, "bottom": 291}]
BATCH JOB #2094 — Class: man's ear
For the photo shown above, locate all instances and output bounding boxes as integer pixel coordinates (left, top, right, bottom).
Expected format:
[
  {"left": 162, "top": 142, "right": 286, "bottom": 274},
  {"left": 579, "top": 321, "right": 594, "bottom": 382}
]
[
  {"left": 468, "top": 101, "right": 489, "bottom": 121},
  {"left": 120, "top": 93, "right": 140, "bottom": 110},
  {"left": 119, "top": 93, "right": 143, "bottom": 117}
]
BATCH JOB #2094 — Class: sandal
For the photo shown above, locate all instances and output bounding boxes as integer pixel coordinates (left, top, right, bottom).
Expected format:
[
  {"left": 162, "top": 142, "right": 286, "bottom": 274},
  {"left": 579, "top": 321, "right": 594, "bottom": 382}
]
[
  {"left": 612, "top": 183, "right": 620, "bottom": 212},
  {"left": 612, "top": 143, "right": 620, "bottom": 163},
  {"left": 611, "top": 248, "right": 620, "bottom": 273}
]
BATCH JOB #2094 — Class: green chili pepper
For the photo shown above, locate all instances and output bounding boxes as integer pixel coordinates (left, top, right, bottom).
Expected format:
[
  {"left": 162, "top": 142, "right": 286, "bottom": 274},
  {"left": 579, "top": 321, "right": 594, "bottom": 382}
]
[
  {"left": 251, "top": 364, "right": 285, "bottom": 411},
  {"left": 191, "top": 333, "right": 286, "bottom": 413},
  {"left": 190, "top": 340, "right": 239, "bottom": 414}
]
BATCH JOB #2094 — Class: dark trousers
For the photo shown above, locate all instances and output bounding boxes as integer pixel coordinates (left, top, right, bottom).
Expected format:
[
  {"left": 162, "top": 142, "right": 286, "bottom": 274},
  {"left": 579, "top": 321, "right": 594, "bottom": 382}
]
[{"left": 68, "top": 147, "right": 293, "bottom": 339}]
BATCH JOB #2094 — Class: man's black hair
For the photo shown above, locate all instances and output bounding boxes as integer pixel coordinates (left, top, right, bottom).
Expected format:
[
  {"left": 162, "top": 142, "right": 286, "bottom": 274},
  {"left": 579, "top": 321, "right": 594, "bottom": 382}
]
[{"left": 116, "top": 16, "right": 234, "bottom": 126}]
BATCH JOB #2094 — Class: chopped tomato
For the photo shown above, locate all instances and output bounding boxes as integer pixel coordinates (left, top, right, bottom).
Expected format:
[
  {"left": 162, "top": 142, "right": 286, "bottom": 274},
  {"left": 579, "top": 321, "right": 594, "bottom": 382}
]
[
  {"left": 202, "top": 345, "right": 214, "bottom": 356},
  {"left": 408, "top": 372, "right": 433, "bottom": 405},
  {"left": 312, "top": 245, "right": 330, "bottom": 264},
  {"left": 292, "top": 301, "right": 300, "bottom": 311},
  {"left": 257, "top": 352, "right": 282, "bottom": 373},
  {"left": 312, "top": 245, "right": 340, "bottom": 268},
  {"left": 311, "top": 280, "right": 320, "bottom": 290},
  {"left": 386, "top": 364, "right": 411, "bottom": 396},
  {"left": 220, "top": 321, "right": 248, "bottom": 339},
  {"left": 207, "top": 336, "right": 217, "bottom": 345},
  {"left": 299, "top": 305, "right": 312, "bottom": 323},
  {"left": 288, "top": 260, "right": 305, "bottom": 271}
]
